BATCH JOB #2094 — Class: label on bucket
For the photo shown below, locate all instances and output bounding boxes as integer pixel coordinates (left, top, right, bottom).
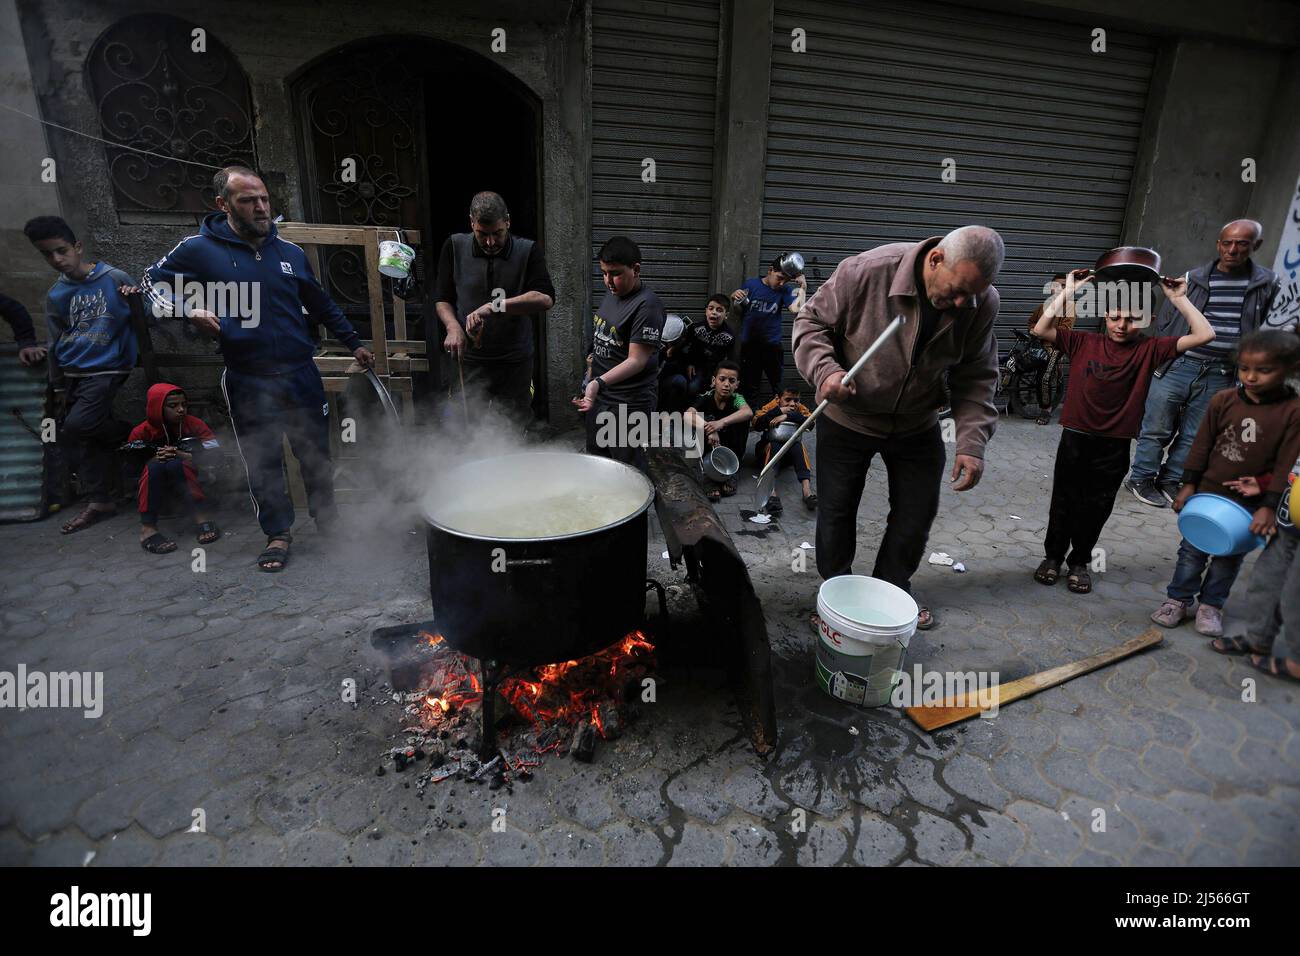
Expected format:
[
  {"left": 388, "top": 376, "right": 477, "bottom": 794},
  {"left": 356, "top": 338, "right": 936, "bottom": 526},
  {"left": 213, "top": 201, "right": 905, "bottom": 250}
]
[
  {"left": 816, "top": 614, "right": 872, "bottom": 657},
  {"left": 816, "top": 643, "right": 902, "bottom": 708},
  {"left": 818, "top": 662, "right": 870, "bottom": 706}
]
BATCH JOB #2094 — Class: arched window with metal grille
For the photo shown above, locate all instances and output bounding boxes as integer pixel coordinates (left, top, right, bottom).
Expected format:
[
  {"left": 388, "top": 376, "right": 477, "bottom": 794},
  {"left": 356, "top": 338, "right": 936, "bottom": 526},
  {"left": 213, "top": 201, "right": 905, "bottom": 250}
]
[{"left": 85, "top": 14, "right": 257, "bottom": 218}]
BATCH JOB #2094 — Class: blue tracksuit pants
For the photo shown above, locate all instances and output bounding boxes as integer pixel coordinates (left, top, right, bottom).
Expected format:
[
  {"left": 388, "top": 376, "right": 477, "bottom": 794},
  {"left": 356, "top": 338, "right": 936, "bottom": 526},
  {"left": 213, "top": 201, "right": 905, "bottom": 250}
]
[{"left": 221, "top": 363, "right": 335, "bottom": 537}]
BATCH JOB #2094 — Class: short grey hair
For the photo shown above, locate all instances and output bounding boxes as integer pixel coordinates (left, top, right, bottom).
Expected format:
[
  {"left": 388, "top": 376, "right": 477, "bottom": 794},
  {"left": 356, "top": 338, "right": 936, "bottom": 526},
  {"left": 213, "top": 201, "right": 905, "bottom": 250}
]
[
  {"left": 1221, "top": 218, "right": 1263, "bottom": 242},
  {"left": 213, "top": 165, "right": 260, "bottom": 200},
  {"left": 469, "top": 191, "right": 510, "bottom": 225},
  {"left": 937, "top": 225, "right": 1005, "bottom": 280}
]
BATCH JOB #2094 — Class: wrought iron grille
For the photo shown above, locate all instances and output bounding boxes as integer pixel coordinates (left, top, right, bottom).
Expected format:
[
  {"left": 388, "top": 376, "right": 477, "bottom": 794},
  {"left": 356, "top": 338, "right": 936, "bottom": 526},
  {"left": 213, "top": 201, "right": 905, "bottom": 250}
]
[
  {"left": 296, "top": 50, "right": 422, "bottom": 228},
  {"left": 86, "top": 15, "right": 257, "bottom": 215},
  {"left": 293, "top": 45, "right": 428, "bottom": 327}
]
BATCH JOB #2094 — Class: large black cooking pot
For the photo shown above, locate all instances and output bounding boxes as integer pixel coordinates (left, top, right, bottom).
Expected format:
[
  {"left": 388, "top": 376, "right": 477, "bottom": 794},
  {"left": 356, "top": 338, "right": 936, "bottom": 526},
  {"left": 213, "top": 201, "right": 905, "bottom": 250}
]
[{"left": 423, "top": 452, "right": 655, "bottom": 667}]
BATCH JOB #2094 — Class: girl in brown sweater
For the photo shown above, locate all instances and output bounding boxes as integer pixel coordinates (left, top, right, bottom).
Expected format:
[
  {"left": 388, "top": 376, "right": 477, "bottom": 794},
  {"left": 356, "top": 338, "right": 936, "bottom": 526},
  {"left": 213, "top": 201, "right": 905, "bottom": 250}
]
[{"left": 1152, "top": 328, "right": 1300, "bottom": 636}]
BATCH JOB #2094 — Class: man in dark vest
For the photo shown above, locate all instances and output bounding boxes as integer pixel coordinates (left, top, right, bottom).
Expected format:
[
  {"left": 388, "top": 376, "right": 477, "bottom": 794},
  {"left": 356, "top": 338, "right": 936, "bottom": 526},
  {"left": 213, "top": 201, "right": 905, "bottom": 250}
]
[{"left": 434, "top": 192, "right": 556, "bottom": 426}]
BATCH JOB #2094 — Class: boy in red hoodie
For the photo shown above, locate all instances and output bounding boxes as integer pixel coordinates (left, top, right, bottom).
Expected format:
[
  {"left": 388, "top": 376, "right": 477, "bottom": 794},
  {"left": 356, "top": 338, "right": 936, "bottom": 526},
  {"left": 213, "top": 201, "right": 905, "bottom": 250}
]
[{"left": 127, "top": 383, "right": 220, "bottom": 553}]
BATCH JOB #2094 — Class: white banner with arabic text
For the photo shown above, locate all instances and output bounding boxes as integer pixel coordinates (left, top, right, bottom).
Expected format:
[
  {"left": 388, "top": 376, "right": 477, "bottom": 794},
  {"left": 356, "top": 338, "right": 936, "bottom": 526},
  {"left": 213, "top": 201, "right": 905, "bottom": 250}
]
[{"left": 1269, "top": 172, "right": 1300, "bottom": 329}]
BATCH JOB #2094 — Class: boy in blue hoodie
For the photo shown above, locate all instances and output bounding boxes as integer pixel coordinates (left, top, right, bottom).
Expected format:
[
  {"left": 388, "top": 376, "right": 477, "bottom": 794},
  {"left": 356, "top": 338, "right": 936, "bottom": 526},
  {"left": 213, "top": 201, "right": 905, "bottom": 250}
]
[
  {"left": 24, "top": 216, "right": 139, "bottom": 534},
  {"left": 141, "top": 166, "right": 373, "bottom": 571}
]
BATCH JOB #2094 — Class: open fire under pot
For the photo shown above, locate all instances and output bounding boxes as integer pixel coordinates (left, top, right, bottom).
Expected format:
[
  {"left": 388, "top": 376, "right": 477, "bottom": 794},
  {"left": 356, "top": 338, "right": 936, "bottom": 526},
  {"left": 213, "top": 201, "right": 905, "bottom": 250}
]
[{"left": 395, "top": 453, "right": 667, "bottom": 763}]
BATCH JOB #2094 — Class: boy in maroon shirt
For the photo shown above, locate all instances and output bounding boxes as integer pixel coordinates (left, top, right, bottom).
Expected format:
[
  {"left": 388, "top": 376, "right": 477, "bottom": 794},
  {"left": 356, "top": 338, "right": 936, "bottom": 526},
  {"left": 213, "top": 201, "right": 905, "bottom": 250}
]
[{"left": 1030, "top": 269, "right": 1215, "bottom": 593}]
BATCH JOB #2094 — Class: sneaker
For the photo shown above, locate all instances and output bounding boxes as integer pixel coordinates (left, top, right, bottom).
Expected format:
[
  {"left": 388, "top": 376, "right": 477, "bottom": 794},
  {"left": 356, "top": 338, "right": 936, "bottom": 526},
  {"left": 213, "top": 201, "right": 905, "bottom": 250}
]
[
  {"left": 1125, "top": 478, "right": 1168, "bottom": 508},
  {"left": 1194, "top": 604, "right": 1224, "bottom": 637},
  {"left": 1151, "top": 598, "right": 1193, "bottom": 628},
  {"left": 1158, "top": 481, "right": 1181, "bottom": 504}
]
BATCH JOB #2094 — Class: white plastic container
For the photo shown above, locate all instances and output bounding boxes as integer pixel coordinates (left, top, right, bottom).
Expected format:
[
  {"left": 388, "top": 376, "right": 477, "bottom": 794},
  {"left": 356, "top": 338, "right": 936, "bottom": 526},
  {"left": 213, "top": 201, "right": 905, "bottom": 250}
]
[
  {"left": 814, "top": 575, "right": 918, "bottom": 707},
  {"left": 378, "top": 238, "right": 416, "bottom": 278}
]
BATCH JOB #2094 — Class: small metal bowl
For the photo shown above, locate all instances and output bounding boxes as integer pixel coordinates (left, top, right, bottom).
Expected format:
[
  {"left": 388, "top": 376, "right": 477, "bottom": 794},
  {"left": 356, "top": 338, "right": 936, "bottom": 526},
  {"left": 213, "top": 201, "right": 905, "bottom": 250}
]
[{"left": 769, "top": 421, "right": 800, "bottom": 444}]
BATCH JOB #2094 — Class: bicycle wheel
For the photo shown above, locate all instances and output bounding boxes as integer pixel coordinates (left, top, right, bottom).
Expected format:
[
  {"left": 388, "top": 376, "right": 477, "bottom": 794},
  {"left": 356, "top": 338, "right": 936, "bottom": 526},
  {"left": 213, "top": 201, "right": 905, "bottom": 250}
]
[
  {"left": 1041, "top": 363, "right": 1064, "bottom": 413},
  {"left": 993, "top": 365, "right": 1011, "bottom": 413},
  {"left": 1008, "top": 371, "right": 1039, "bottom": 419}
]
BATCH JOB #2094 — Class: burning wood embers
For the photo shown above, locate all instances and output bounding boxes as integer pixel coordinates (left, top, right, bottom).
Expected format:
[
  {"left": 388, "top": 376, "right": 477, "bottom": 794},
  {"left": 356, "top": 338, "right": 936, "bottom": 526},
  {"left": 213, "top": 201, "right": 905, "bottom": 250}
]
[{"left": 387, "top": 630, "right": 655, "bottom": 794}]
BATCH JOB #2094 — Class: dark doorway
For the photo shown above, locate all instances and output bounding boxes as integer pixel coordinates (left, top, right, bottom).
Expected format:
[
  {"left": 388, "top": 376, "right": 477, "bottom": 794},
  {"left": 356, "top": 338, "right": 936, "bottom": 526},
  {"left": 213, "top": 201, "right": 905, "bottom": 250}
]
[
  {"left": 421, "top": 53, "right": 544, "bottom": 419},
  {"left": 290, "top": 37, "right": 545, "bottom": 418}
]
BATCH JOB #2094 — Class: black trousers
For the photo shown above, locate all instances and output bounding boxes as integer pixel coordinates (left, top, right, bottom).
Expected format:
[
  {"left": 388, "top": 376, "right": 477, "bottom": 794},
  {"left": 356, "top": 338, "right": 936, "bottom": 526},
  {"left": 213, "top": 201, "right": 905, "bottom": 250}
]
[
  {"left": 585, "top": 396, "right": 652, "bottom": 469},
  {"left": 740, "top": 339, "right": 783, "bottom": 407},
  {"left": 815, "top": 415, "right": 947, "bottom": 593},
  {"left": 60, "top": 373, "right": 130, "bottom": 504},
  {"left": 1043, "top": 429, "right": 1131, "bottom": 567},
  {"left": 461, "top": 357, "right": 533, "bottom": 427},
  {"left": 756, "top": 435, "right": 812, "bottom": 481},
  {"left": 139, "top": 458, "right": 204, "bottom": 525},
  {"left": 657, "top": 371, "right": 691, "bottom": 414}
]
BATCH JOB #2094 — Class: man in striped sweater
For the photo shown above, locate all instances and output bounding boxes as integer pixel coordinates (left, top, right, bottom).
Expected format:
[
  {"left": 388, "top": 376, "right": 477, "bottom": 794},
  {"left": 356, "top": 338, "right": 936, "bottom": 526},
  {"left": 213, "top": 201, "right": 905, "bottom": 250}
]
[{"left": 1124, "top": 220, "right": 1281, "bottom": 507}]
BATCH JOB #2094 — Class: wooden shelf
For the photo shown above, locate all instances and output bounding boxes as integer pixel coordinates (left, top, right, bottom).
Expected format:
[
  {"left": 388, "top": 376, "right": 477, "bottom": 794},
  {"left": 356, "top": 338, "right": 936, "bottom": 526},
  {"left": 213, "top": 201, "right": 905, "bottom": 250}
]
[{"left": 274, "top": 222, "right": 428, "bottom": 506}]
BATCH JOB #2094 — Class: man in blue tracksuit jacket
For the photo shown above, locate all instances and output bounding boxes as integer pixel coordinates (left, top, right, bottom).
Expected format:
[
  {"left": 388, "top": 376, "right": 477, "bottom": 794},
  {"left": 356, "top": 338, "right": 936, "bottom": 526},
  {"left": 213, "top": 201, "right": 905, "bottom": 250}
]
[{"left": 142, "top": 166, "right": 374, "bottom": 571}]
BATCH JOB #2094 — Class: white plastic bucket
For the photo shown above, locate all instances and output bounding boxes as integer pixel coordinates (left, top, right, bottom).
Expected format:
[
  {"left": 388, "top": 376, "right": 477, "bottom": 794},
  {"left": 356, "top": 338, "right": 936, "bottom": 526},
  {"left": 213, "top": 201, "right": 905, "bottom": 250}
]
[
  {"left": 814, "top": 575, "right": 918, "bottom": 707},
  {"left": 378, "top": 238, "right": 416, "bottom": 278}
]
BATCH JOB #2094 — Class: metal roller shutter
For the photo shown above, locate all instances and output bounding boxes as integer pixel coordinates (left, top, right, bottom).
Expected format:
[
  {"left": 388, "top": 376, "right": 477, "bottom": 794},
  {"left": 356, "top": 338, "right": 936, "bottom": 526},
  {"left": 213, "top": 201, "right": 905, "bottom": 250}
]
[
  {"left": 591, "top": 0, "right": 722, "bottom": 329},
  {"left": 761, "top": 0, "right": 1157, "bottom": 393}
]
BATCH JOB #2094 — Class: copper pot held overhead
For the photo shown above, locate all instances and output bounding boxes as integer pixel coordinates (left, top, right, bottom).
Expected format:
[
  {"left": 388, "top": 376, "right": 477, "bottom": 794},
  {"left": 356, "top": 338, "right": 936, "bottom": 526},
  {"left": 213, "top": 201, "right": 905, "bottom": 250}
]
[{"left": 1092, "top": 246, "right": 1171, "bottom": 284}]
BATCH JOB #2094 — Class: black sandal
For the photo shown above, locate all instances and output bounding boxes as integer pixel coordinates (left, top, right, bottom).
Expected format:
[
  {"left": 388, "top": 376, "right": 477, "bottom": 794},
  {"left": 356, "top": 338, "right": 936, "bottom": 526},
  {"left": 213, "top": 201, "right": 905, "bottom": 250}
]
[
  {"left": 196, "top": 521, "right": 220, "bottom": 545},
  {"left": 1066, "top": 566, "right": 1092, "bottom": 594},
  {"left": 258, "top": 533, "right": 292, "bottom": 572},
  {"left": 721, "top": 480, "right": 737, "bottom": 497},
  {"left": 705, "top": 484, "right": 721, "bottom": 502},
  {"left": 1210, "top": 635, "right": 1264, "bottom": 656},
  {"left": 916, "top": 606, "right": 937, "bottom": 631},
  {"left": 1034, "top": 560, "right": 1061, "bottom": 586},
  {"left": 803, "top": 493, "right": 818, "bottom": 511},
  {"left": 1247, "top": 655, "right": 1300, "bottom": 683},
  {"left": 140, "top": 532, "right": 177, "bottom": 554}
]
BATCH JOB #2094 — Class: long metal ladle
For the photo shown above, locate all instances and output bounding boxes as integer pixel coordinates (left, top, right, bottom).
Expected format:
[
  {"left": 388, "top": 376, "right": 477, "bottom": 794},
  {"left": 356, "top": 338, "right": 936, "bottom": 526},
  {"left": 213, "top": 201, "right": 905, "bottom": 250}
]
[{"left": 753, "top": 314, "right": 907, "bottom": 513}]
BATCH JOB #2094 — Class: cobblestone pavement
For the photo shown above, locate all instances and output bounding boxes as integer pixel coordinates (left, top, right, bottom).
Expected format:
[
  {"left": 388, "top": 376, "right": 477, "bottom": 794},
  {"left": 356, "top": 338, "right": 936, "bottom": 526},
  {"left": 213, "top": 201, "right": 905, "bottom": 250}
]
[{"left": 1, "top": 416, "right": 1297, "bottom": 866}]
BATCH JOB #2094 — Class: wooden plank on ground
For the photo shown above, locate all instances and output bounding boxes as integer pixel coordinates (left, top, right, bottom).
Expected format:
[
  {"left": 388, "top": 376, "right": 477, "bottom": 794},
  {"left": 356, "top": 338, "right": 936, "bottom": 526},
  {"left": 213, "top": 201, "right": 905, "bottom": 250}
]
[{"left": 905, "top": 629, "right": 1164, "bottom": 732}]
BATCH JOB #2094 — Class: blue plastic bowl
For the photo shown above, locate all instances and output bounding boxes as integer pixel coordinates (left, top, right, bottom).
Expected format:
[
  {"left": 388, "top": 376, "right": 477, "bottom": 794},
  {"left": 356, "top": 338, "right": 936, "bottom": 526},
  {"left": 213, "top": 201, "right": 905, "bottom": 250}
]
[{"left": 1177, "top": 494, "right": 1267, "bottom": 556}]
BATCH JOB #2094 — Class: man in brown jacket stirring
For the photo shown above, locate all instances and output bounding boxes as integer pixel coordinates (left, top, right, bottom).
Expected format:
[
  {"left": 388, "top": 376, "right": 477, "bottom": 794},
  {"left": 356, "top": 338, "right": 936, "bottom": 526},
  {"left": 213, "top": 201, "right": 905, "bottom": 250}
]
[{"left": 793, "top": 226, "right": 1003, "bottom": 630}]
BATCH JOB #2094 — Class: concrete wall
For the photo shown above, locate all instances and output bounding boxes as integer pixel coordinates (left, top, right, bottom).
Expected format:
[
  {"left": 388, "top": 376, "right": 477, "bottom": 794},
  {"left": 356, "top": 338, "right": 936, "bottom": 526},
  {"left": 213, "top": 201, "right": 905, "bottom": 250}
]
[
  {"left": 1246, "top": 48, "right": 1300, "bottom": 270},
  {"left": 709, "top": 0, "right": 772, "bottom": 295},
  {"left": 10, "top": 0, "right": 590, "bottom": 420},
  {"left": 0, "top": 0, "right": 59, "bottom": 336},
  {"left": 1121, "top": 38, "right": 1290, "bottom": 275}
]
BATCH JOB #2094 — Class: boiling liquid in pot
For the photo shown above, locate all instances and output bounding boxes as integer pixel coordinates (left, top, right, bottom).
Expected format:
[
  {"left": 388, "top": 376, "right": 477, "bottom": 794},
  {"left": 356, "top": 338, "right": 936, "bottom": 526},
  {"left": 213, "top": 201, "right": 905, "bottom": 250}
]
[{"left": 433, "top": 487, "right": 648, "bottom": 539}]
